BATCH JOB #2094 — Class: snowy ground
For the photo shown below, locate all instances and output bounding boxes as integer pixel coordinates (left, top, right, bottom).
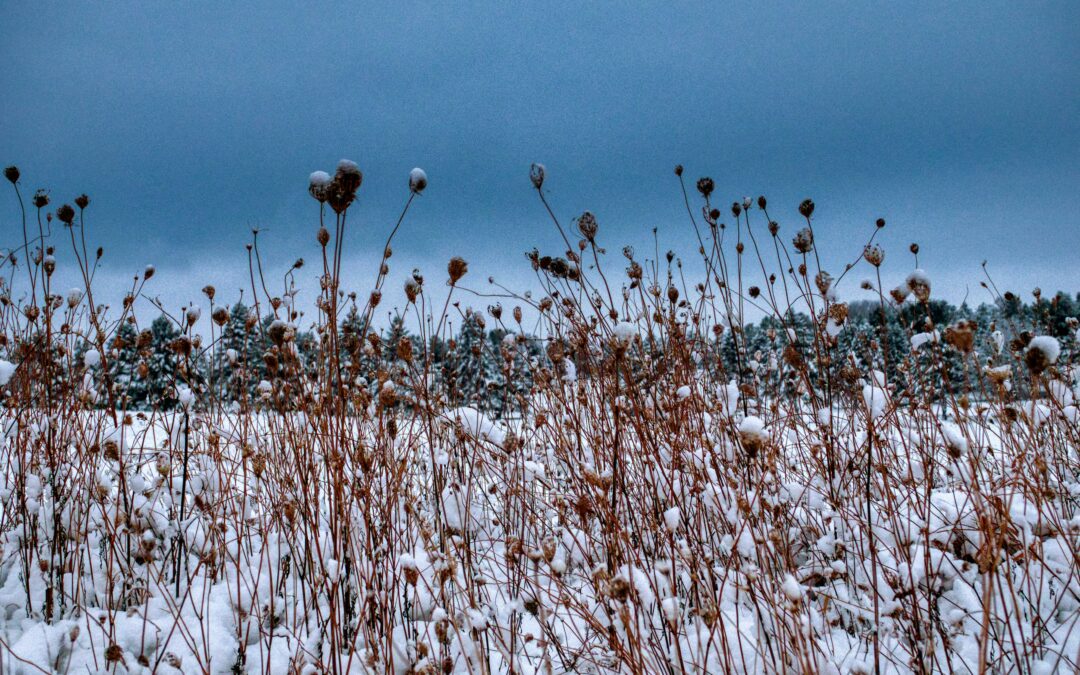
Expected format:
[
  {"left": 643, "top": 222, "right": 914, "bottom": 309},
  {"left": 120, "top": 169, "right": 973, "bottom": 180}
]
[{"left": 0, "top": 393, "right": 1077, "bottom": 674}]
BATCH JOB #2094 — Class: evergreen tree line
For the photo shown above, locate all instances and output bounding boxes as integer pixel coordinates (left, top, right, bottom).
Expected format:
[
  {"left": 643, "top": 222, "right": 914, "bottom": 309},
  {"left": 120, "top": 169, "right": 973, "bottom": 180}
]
[{"left": 81, "top": 292, "right": 1078, "bottom": 413}]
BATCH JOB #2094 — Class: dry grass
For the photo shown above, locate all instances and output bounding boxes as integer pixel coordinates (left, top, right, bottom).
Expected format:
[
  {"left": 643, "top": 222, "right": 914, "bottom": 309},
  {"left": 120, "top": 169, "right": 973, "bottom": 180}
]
[{"left": 0, "top": 161, "right": 1076, "bottom": 674}]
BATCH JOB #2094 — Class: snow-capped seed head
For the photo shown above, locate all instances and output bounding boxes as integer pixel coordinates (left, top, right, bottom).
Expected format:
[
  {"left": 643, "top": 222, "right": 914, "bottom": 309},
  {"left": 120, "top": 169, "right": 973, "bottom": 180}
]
[
  {"left": 186, "top": 305, "right": 201, "bottom": 326},
  {"left": 212, "top": 307, "right": 229, "bottom": 326},
  {"left": 409, "top": 167, "right": 428, "bottom": 194},
  {"left": 3, "top": 166, "right": 18, "bottom": 184},
  {"left": 529, "top": 163, "right": 545, "bottom": 189},
  {"left": 1025, "top": 336, "right": 1060, "bottom": 375},
  {"left": 612, "top": 321, "right": 637, "bottom": 351},
  {"left": 32, "top": 189, "right": 49, "bottom": 209},
  {"left": 738, "top": 416, "right": 768, "bottom": 452},
  {"left": 404, "top": 279, "right": 420, "bottom": 303},
  {"left": 42, "top": 255, "right": 55, "bottom": 276},
  {"left": 308, "top": 171, "right": 331, "bottom": 202},
  {"left": 56, "top": 203, "right": 75, "bottom": 225},
  {"left": 863, "top": 243, "right": 884, "bottom": 267},
  {"left": 742, "top": 196, "right": 753, "bottom": 210},
  {"left": 798, "top": 198, "right": 815, "bottom": 218},
  {"left": 330, "top": 159, "right": 362, "bottom": 205},
  {"left": 793, "top": 227, "right": 814, "bottom": 254},
  {"left": 696, "top": 177, "right": 714, "bottom": 198},
  {"left": 144, "top": 265, "right": 155, "bottom": 280},
  {"left": 577, "top": 211, "right": 598, "bottom": 240},
  {"left": 781, "top": 574, "right": 804, "bottom": 602},
  {"left": 67, "top": 288, "right": 83, "bottom": 308},
  {"left": 905, "top": 269, "right": 931, "bottom": 302},
  {"left": 448, "top": 256, "right": 468, "bottom": 284}
]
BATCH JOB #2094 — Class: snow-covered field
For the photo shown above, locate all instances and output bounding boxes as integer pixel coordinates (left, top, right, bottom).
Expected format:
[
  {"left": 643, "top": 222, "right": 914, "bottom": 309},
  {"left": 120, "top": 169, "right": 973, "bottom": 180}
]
[
  {"left": 0, "top": 162, "right": 1077, "bottom": 673},
  {"left": 1, "top": 387, "right": 1076, "bottom": 673}
]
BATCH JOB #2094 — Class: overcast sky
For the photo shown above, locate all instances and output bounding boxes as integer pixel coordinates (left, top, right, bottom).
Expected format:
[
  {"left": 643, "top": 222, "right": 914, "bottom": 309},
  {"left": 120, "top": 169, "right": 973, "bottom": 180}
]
[{"left": 2, "top": 1, "right": 1078, "bottom": 323}]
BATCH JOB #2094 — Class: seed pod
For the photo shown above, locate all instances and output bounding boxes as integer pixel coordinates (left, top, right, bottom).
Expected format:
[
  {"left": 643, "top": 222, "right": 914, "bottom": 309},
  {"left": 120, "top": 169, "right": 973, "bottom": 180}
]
[{"left": 798, "top": 199, "right": 815, "bottom": 218}]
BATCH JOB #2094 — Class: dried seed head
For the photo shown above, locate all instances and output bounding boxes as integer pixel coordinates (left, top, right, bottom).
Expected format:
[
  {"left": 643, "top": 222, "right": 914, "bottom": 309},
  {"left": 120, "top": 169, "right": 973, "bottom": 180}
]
[
  {"left": 731, "top": 202, "right": 742, "bottom": 218},
  {"left": 577, "top": 211, "right": 598, "bottom": 240},
  {"left": 3, "top": 166, "right": 18, "bottom": 184},
  {"left": 529, "top": 163, "right": 545, "bottom": 189},
  {"left": 409, "top": 167, "right": 428, "bottom": 194},
  {"left": 863, "top": 243, "right": 884, "bottom": 267},
  {"left": 910, "top": 242, "right": 919, "bottom": 255},
  {"left": 875, "top": 217, "right": 885, "bottom": 228},
  {"left": 202, "top": 285, "right": 215, "bottom": 301},
  {"left": 792, "top": 227, "right": 814, "bottom": 254},
  {"left": 798, "top": 198, "right": 815, "bottom": 218},
  {"left": 212, "top": 307, "right": 229, "bottom": 326},
  {"left": 447, "top": 256, "right": 468, "bottom": 284},
  {"left": 768, "top": 220, "right": 779, "bottom": 236},
  {"left": 144, "top": 265, "right": 155, "bottom": 279},
  {"left": 334, "top": 159, "right": 362, "bottom": 193},
  {"left": 696, "top": 177, "right": 714, "bottom": 199},
  {"left": 308, "top": 171, "right": 331, "bottom": 202},
  {"left": 56, "top": 203, "right": 75, "bottom": 225},
  {"left": 317, "top": 227, "right": 330, "bottom": 246},
  {"left": 674, "top": 164, "right": 684, "bottom": 176},
  {"left": 757, "top": 195, "right": 767, "bottom": 210},
  {"left": 404, "top": 279, "right": 420, "bottom": 303},
  {"left": 32, "top": 189, "right": 49, "bottom": 209},
  {"left": 75, "top": 193, "right": 90, "bottom": 209}
]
